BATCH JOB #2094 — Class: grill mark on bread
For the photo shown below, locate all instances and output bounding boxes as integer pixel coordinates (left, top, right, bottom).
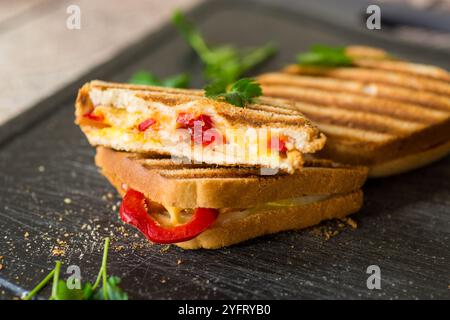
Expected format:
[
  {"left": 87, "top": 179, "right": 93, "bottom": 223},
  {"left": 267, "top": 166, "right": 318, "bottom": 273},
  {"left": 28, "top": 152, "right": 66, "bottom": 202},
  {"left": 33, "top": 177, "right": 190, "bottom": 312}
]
[
  {"left": 316, "top": 123, "right": 395, "bottom": 143},
  {"left": 352, "top": 59, "right": 450, "bottom": 82},
  {"left": 259, "top": 73, "right": 450, "bottom": 112},
  {"left": 283, "top": 65, "right": 450, "bottom": 96},
  {"left": 133, "top": 152, "right": 359, "bottom": 179},
  {"left": 298, "top": 105, "right": 425, "bottom": 135},
  {"left": 139, "top": 158, "right": 358, "bottom": 179},
  {"left": 85, "top": 81, "right": 314, "bottom": 129},
  {"left": 261, "top": 85, "right": 447, "bottom": 123}
]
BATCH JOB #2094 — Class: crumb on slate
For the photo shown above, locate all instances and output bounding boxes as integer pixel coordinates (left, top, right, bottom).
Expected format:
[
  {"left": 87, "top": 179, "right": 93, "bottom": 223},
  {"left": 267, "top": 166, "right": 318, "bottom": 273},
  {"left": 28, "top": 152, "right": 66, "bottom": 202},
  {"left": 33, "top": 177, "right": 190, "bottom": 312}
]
[
  {"left": 160, "top": 245, "right": 171, "bottom": 253},
  {"left": 309, "top": 217, "right": 358, "bottom": 241}
]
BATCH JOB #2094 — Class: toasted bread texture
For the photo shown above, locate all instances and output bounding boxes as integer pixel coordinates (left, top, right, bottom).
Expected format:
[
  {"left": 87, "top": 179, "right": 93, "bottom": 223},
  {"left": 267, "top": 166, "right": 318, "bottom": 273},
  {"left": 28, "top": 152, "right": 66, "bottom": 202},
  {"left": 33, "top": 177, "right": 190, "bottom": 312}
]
[
  {"left": 258, "top": 45, "right": 450, "bottom": 176},
  {"left": 177, "top": 190, "right": 362, "bottom": 249},
  {"left": 76, "top": 81, "right": 326, "bottom": 173},
  {"left": 95, "top": 147, "right": 368, "bottom": 209},
  {"left": 369, "top": 139, "right": 450, "bottom": 177}
]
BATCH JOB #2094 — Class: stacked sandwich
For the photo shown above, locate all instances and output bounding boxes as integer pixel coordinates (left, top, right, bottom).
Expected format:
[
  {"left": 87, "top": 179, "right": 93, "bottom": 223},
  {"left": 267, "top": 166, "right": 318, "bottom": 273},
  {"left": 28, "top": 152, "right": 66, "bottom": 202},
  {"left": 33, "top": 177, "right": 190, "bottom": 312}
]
[{"left": 75, "top": 80, "right": 367, "bottom": 249}]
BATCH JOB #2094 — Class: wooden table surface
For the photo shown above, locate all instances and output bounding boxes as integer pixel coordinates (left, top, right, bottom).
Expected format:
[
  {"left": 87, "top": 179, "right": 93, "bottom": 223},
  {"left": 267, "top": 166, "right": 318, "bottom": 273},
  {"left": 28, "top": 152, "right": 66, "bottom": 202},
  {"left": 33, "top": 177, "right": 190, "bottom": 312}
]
[{"left": 0, "top": 0, "right": 200, "bottom": 126}]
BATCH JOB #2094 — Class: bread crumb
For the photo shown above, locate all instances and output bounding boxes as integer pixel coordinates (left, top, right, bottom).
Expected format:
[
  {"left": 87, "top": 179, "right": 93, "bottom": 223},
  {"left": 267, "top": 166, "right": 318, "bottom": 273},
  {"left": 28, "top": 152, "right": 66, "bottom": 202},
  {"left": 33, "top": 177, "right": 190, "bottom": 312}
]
[
  {"left": 342, "top": 217, "right": 358, "bottom": 229},
  {"left": 64, "top": 198, "right": 72, "bottom": 204},
  {"left": 51, "top": 239, "right": 68, "bottom": 257},
  {"left": 160, "top": 245, "right": 171, "bottom": 253},
  {"left": 51, "top": 247, "right": 65, "bottom": 257},
  {"left": 176, "top": 259, "right": 183, "bottom": 265},
  {"left": 310, "top": 218, "right": 357, "bottom": 241},
  {"left": 38, "top": 165, "right": 45, "bottom": 173}
]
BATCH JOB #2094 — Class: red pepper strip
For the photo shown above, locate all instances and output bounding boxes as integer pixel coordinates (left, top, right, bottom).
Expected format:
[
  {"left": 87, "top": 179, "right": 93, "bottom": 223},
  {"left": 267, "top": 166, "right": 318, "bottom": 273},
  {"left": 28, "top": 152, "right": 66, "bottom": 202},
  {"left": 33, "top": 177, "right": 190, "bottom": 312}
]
[
  {"left": 138, "top": 118, "right": 156, "bottom": 132},
  {"left": 176, "top": 113, "right": 218, "bottom": 146},
  {"left": 83, "top": 111, "right": 104, "bottom": 122},
  {"left": 119, "top": 189, "right": 218, "bottom": 244},
  {"left": 278, "top": 139, "right": 288, "bottom": 153},
  {"left": 268, "top": 137, "right": 288, "bottom": 153}
]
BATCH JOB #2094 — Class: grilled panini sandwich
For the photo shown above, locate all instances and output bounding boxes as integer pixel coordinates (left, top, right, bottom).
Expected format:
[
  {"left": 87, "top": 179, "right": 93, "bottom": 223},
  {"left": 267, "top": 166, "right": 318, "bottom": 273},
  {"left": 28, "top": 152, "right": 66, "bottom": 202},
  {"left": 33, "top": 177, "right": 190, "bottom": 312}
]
[
  {"left": 258, "top": 45, "right": 450, "bottom": 177},
  {"left": 75, "top": 81, "right": 326, "bottom": 173},
  {"left": 95, "top": 147, "right": 367, "bottom": 249}
]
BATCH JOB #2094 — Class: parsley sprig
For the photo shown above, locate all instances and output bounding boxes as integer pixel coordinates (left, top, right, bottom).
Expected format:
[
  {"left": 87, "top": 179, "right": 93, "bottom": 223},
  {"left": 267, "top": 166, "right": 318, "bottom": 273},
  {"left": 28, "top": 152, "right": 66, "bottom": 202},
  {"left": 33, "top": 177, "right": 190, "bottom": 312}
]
[
  {"left": 129, "top": 71, "right": 189, "bottom": 88},
  {"left": 205, "top": 78, "right": 262, "bottom": 107},
  {"left": 172, "top": 10, "right": 276, "bottom": 85},
  {"left": 297, "top": 45, "right": 353, "bottom": 67},
  {"left": 22, "top": 237, "right": 128, "bottom": 300}
]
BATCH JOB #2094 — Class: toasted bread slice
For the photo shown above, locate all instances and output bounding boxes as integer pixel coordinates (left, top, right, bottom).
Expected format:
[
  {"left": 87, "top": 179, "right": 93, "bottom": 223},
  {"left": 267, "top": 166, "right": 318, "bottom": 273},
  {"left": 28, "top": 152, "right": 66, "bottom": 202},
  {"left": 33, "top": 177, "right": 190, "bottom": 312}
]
[
  {"left": 177, "top": 190, "right": 362, "bottom": 249},
  {"left": 258, "top": 45, "right": 450, "bottom": 176},
  {"left": 96, "top": 147, "right": 366, "bottom": 249},
  {"left": 95, "top": 147, "right": 367, "bottom": 209},
  {"left": 75, "top": 81, "right": 326, "bottom": 173}
]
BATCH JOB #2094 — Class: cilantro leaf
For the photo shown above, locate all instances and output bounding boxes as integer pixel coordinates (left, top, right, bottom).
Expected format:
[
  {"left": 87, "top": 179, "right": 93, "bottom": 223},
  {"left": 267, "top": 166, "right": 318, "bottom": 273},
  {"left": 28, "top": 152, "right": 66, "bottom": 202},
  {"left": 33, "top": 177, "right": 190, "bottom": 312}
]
[
  {"left": 297, "top": 45, "right": 353, "bottom": 67},
  {"left": 205, "top": 78, "right": 262, "bottom": 107},
  {"left": 129, "top": 71, "right": 189, "bottom": 88},
  {"left": 172, "top": 10, "right": 276, "bottom": 84}
]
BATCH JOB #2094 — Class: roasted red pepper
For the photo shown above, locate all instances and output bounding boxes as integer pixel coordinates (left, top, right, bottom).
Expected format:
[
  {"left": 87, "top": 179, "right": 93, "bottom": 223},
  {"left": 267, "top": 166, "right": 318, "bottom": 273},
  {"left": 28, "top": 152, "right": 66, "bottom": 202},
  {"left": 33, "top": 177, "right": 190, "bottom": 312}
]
[
  {"left": 268, "top": 137, "right": 288, "bottom": 153},
  {"left": 138, "top": 118, "right": 157, "bottom": 132},
  {"left": 83, "top": 111, "right": 104, "bottom": 122},
  {"left": 119, "top": 189, "right": 218, "bottom": 244},
  {"left": 176, "top": 113, "right": 218, "bottom": 146}
]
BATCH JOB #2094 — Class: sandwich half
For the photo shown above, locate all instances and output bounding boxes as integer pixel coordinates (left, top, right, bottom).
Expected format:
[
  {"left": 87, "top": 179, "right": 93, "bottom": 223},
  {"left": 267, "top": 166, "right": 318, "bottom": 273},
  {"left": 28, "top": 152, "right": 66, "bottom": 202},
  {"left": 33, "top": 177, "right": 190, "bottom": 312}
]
[
  {"left": 75, "top": 81, "right": 326, "bottom": 173},
  {"left": 258, "top": 45, "right": 450, "bottom": 177},
  {"left": 95, "top": 147, "right": 367, "bottom": 249}
]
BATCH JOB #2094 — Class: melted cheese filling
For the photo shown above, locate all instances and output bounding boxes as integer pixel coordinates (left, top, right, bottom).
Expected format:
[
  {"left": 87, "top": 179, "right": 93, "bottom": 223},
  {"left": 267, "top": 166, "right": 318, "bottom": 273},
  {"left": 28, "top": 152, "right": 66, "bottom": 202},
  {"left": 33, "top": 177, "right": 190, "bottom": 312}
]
[
  {"left": 155, "top": 194, "right": 332, "bottom": 227},
  {"left": 86, "top": 89, "right": 311, "bottom": 172}
]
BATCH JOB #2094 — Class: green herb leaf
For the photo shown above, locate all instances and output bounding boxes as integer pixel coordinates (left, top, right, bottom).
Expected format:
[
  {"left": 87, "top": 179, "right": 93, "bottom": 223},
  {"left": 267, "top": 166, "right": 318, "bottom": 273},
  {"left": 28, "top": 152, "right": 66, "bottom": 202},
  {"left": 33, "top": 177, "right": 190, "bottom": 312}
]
[
  {"left": 129, "top": 71, "right": 190, "bottom": 88},
  {"left": 22, "top": 237, "right": 128, "bottom": 300},
  {"left": 94, "top": 276, "right": 128, "bottom": 300},
  {"left": 205, "top": 78, "right": 262, "bottom": 107},
  {"left": 51, "top": 280, "right": 92, "bottom": 300},
  {"left": 172, "top": 10, "right": 276, "bottom": 84},
  {"left": 297, "top": 45, "right": 353, "bottom": 67}
]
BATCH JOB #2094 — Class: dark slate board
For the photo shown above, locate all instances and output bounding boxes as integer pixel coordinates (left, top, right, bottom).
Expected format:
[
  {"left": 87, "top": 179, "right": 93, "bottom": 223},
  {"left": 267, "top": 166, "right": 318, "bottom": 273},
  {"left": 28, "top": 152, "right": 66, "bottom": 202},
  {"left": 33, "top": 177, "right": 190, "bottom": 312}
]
[{"left": 0, "top": 0, "right": 449, "bottom": 300}]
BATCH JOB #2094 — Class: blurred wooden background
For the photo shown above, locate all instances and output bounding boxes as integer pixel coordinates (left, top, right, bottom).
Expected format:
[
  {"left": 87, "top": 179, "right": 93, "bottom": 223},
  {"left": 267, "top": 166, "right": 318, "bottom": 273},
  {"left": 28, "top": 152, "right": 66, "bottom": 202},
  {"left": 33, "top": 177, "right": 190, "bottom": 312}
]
[{"left": 0, "top": 0, "right": 199, "bottom": 125}]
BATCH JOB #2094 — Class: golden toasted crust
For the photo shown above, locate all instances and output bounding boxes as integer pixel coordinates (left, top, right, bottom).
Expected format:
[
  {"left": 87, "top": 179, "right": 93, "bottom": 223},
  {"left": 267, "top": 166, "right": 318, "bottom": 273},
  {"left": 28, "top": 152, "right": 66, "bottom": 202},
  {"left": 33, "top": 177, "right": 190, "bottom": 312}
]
[
  {"left": 95, "top": 147, "right": 368, "bottom": 208},
  {"left": 368, "top": 139, "right": 450, "bottom": 177},
  {"left": 177, "top": 190, "right": 363, "bottom": 249},
  {"left": 258, "top": 46, "right": 450, "bottom": 175}
]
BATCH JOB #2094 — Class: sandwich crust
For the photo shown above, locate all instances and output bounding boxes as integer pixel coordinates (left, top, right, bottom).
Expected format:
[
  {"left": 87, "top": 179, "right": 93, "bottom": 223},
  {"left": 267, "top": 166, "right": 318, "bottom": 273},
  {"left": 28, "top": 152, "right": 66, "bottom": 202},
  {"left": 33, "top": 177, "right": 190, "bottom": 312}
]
[
  {"left": 177, "top": 190, "right": 362, "bottom": 249},
  {"left": 95, "top": 147, "right": 368, "bottom": 209}
]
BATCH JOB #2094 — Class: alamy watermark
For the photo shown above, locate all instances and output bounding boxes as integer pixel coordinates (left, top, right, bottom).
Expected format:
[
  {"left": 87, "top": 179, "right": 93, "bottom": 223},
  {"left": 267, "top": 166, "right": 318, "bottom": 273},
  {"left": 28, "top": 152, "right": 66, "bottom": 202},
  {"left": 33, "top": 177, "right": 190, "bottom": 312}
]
[
  {"left": 366, "top": 5, "right": 381, "bottom": 30},
  {"left": 366, "top": 265, "right": 381, "bottom": 290},
  {"left": 66, "top": 5, "right": 81, "bottom": 30}
]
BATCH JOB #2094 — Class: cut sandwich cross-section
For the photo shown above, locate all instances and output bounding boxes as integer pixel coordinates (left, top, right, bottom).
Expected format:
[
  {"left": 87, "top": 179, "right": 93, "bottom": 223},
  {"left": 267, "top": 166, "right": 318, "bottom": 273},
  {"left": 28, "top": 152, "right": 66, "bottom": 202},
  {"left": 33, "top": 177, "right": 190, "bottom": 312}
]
[{"left": 75, "top": 81, "right": 326, "bottom": 173}]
